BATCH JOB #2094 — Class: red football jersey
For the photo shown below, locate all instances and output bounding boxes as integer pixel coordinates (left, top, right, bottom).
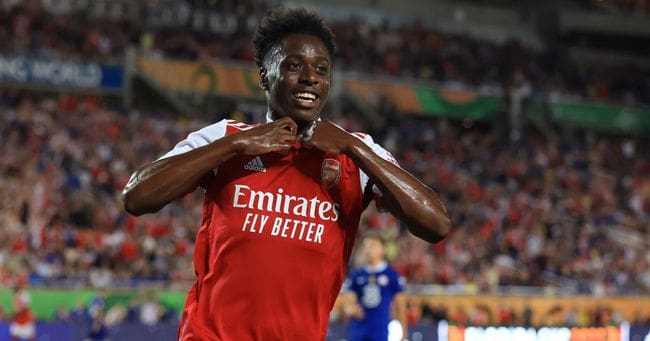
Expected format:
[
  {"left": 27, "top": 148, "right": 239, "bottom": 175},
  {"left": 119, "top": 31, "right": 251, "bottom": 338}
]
[{"left": 161, "top": 118, "right": 397, "bottom": 340}]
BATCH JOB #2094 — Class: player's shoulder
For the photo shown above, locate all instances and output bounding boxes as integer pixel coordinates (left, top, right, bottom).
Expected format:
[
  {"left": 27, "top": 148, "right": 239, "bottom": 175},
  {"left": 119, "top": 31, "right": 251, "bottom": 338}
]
[
  {"left": 351, "top": 132, "right": 395, "bottom": 156},
  {"left": 172, "top": 118, "right": 255, "bottom": 145},
  {"left": 225, "top": 119, "right": 255, "bottom": 131},
  {"left": 350, "top": 131, "right": 374, "bottom": 144},
  {"left": 385, "top": 265, "right": 403, "bottom": 278},
  {"left": 349, "top": 267, "right": 367, "bottom": 278},
  {"left": 350, "top": 267, "right": 364, "bottom": 277},
  {"left": 350, "top": 132, "right": 399, "bottom": 168}
]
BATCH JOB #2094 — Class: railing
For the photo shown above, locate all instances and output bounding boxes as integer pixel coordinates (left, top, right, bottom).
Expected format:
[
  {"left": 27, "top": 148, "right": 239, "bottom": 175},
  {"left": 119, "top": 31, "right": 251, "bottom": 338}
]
[
  {"left": 3, "top": 286, "right": 650, "bottom": 326},
  {"left": 19, "top": 279, "right": 648, "bottom": 297}
]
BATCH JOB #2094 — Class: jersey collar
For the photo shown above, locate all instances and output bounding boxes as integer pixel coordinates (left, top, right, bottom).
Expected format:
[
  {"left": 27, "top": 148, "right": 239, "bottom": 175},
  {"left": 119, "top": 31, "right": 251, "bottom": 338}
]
[{"left": 365, "top": 261, "right": 387, "bottom": 274}]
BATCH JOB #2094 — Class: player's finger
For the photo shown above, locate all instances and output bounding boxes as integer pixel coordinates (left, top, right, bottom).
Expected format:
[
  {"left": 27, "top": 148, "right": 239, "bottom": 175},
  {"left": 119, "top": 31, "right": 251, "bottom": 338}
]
[
  {"left": 275, "top": 116, "right": 297, "bottom": 134},
  {"left": 278, "top": 128, "right": 297, "bottom": 139},
  {"left": 279, "top": 134, "right": 297, "bottom": 144}
]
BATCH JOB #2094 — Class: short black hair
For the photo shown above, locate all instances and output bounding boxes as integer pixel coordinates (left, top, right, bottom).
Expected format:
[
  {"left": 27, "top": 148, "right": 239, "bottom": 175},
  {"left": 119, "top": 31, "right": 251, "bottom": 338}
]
[{"left": 253, "top": 7, "right": 336, "bottom": 67}]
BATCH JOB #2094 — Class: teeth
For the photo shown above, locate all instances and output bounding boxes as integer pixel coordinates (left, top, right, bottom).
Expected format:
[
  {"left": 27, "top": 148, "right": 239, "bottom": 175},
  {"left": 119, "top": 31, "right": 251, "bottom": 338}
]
[{"left": 295, "top": 92, "right": 316, "bottom": 101}]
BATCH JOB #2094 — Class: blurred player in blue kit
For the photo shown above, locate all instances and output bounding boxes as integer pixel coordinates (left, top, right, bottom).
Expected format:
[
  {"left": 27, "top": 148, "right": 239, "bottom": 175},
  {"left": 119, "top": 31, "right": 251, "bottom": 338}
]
[{"left": 342, "top": 234, "right": 407, "bottom": 341}]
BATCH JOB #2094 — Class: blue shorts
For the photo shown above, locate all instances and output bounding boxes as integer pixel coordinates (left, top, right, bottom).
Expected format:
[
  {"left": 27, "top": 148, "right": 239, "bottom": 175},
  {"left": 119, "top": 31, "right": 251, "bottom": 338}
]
[{"left": 348, "top": 326, "right": 388, "bottom": 341}]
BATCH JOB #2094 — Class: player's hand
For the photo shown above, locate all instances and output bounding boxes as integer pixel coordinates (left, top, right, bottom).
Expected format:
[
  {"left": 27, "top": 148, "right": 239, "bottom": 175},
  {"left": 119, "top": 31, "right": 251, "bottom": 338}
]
[
  {"left": 342, "top": 303, "right": 365, "bottom": 319},
  {"left": 233, "top": 117, "right": 298, "bottom": 155},
  {"left": 301, "top": 120, "right": 357, "bottom": 154}
]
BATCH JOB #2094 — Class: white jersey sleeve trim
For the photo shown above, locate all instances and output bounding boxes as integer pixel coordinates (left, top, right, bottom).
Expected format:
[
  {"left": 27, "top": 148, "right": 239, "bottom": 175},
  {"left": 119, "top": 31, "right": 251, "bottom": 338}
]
[
  {"left": 158, "top": 119, "right": 228, "bottom": 160},
  {"left": 354, "top": 133, "right": 400, "bottom": 200}
]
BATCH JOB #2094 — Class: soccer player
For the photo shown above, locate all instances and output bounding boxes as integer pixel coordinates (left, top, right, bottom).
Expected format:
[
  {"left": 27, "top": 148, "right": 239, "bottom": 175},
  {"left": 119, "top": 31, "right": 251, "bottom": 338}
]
[
  {"left": 342, "top": 234, "right": 407, "bottom": 341},
  {"left": 122, "top": 7, "right": 450, "bottom": 340}
]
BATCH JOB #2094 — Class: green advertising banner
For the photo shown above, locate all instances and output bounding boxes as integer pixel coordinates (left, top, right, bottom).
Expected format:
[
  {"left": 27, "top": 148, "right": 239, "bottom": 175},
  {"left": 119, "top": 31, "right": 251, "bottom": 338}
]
[
  {"left": 137, "top": 57, "right": 263, "bottom": 99},
  {"left": 158, "top": 291, "right": 187, "bottom": 311},
  {"left": 137, "top": 56, "right": 504, "bottom": 118},
  {"left": 137, "top": 55, "right": 650, "bottom": 131},
  {"left": 550, "top": 101, "right": 650, "bottom": 133},
  {"left": 0, "top": 289, "right": 187, "bottom": 320},
  {"left": 1, "top": 289, "right": 96, "bottom": 320},
  {"left": 414, "top": 86, "right": 502, "bottom": 120},
  {"left": 343, "top": 77, "right": 502, "bottom": 118}
]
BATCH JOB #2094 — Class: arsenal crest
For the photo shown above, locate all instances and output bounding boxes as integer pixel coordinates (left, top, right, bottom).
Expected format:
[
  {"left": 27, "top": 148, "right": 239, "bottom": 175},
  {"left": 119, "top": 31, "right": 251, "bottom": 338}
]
[{"left": 321, "top": 158, "right": 341, "bottom": 189}]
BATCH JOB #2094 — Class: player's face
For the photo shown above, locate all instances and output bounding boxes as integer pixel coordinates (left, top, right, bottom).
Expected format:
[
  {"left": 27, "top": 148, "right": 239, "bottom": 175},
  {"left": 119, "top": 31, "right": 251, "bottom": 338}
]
[
  {"left": 362, "top": 238, "right": 384, "bottom": 264},
  {"left": 263, "top": 33, "right": 331, "bottom": 131}
]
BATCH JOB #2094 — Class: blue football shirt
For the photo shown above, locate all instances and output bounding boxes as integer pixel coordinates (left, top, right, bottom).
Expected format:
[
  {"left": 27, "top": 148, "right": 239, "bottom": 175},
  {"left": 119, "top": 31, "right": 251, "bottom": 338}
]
[{"left": 344, "top": 262, "right": 405, "bottom": 339}]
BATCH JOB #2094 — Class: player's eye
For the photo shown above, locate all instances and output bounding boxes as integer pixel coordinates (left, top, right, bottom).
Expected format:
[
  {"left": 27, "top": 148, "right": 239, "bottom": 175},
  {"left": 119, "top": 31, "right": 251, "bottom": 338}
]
[
  {"left": 315, "top": 66, "right": 329, "bottom": 75},
  {"left": 287, "top": 62, "right": 300, "bottom": 71}
]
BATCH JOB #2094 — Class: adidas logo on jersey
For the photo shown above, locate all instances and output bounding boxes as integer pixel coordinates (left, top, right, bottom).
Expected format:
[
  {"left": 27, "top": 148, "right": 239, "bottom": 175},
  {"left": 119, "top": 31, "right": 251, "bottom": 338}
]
[{"left": 244, "top": 156, "right": 266, "bottom": 172}]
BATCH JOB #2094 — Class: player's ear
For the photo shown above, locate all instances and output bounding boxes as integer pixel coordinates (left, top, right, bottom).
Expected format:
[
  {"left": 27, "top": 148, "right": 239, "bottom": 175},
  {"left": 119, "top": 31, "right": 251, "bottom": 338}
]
[{"left": 259, "top": 67, "right": 269, "bottom": 91}]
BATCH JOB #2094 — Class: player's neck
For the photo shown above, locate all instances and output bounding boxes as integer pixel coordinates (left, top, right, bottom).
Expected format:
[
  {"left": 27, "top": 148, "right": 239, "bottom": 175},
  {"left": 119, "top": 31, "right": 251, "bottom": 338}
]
[{"left": 266, "top": 110, "right": 319, "bottom": 135}]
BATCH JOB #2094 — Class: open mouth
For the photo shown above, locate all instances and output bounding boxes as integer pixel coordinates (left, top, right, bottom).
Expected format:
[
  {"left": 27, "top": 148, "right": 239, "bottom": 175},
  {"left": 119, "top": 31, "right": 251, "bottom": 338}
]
[{"left": 292, "top": 91, "right": 319, "bottom": 107}]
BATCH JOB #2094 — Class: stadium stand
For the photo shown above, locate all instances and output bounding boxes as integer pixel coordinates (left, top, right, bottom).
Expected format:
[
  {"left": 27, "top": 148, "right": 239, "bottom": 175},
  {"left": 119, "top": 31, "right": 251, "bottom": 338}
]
[{"left": 1, "top": 0, "right": 648, "bottom": 105}]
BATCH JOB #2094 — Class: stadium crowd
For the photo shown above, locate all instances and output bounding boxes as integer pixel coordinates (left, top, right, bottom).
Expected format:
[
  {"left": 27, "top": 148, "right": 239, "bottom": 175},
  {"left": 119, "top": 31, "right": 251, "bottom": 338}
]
[
  {"left": 1, "top": 0, "right": 649, "bottom": 105},
  {"left": 0, "top": 93, "right": 200, "bottom": 290},
  {"left": 0, "top": 91, "right": 648, "bottom": 297},
  {"left": 468, "top": 0, "right": 650, "bottom": 15},
  {"left": 589, "top": 0, "right": 650, "bottom": 14},
  {"left": 374, "top": 117, "right": 650, "bottom": 296}
]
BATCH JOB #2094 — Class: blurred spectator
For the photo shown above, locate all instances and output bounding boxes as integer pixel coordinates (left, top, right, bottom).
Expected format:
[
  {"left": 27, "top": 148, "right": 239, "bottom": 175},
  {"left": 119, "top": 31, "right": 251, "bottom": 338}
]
[
  {"left": 160, "top": 306, "right": 180, "bottom": 324},
  {"left": 632, "top": 310, "right": 650, "bottom": 325},
  {"left": 10, "top": 283, "right": 35, "bottom": 341},
  {"left": 87, "top": 291, "right": 107, "bottom": 320},
  {"left": 69, "top": 300, "right": 87, "bottom": 322},
  {"left": 85, "top": 309, "right": 109, "bottom": 341},
  {"left": 497, "top": 304, "right": 514, "bottom": 325},
  {"left": 420, "top": 303, "right": 448, "bottom": 324},
  {"left": 53, "top": 304, "right": 70, "bottom": 322},
  {"left": 139, "top": 294, "right": 161, "bottom": 326},
  {"left": 104, "top": 304, "right": 127, "bottom": 326},
  {"left": 522, "top": 304, "right": 533, "bottom": 327}
]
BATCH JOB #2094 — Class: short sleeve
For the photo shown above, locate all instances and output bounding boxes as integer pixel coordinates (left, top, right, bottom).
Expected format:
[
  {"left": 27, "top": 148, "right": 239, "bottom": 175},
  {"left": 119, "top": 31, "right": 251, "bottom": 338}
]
[
  {"left": 156, "top": 119, "right": 228, "bottom": 189},
  {"left": 355, "top": 133, "right": 400, "bottom": 211},
  {"left": 342, "top": 271, "right": 363, "bottom": 295},
  {"left": 391, "top": 269, "right": 405, "bottom": 295},
  {"left": 158, "top": 119, "right": 228, "bottom": 160}
]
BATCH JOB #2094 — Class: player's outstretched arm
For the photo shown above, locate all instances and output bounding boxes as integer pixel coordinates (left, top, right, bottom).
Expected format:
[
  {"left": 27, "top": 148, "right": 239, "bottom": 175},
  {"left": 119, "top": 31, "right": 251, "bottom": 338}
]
[
  {"left": 303, "top": 120, "right": 450, "bottom": 243},
  {"left": 340, "top": 292, "right": 365, "bottom": 319},
  {"left": 122, "top": 117, "right": 298, "bottom": 216},
  {"left": 393, "top": 293, "right": 408, "bottom": 340}
]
